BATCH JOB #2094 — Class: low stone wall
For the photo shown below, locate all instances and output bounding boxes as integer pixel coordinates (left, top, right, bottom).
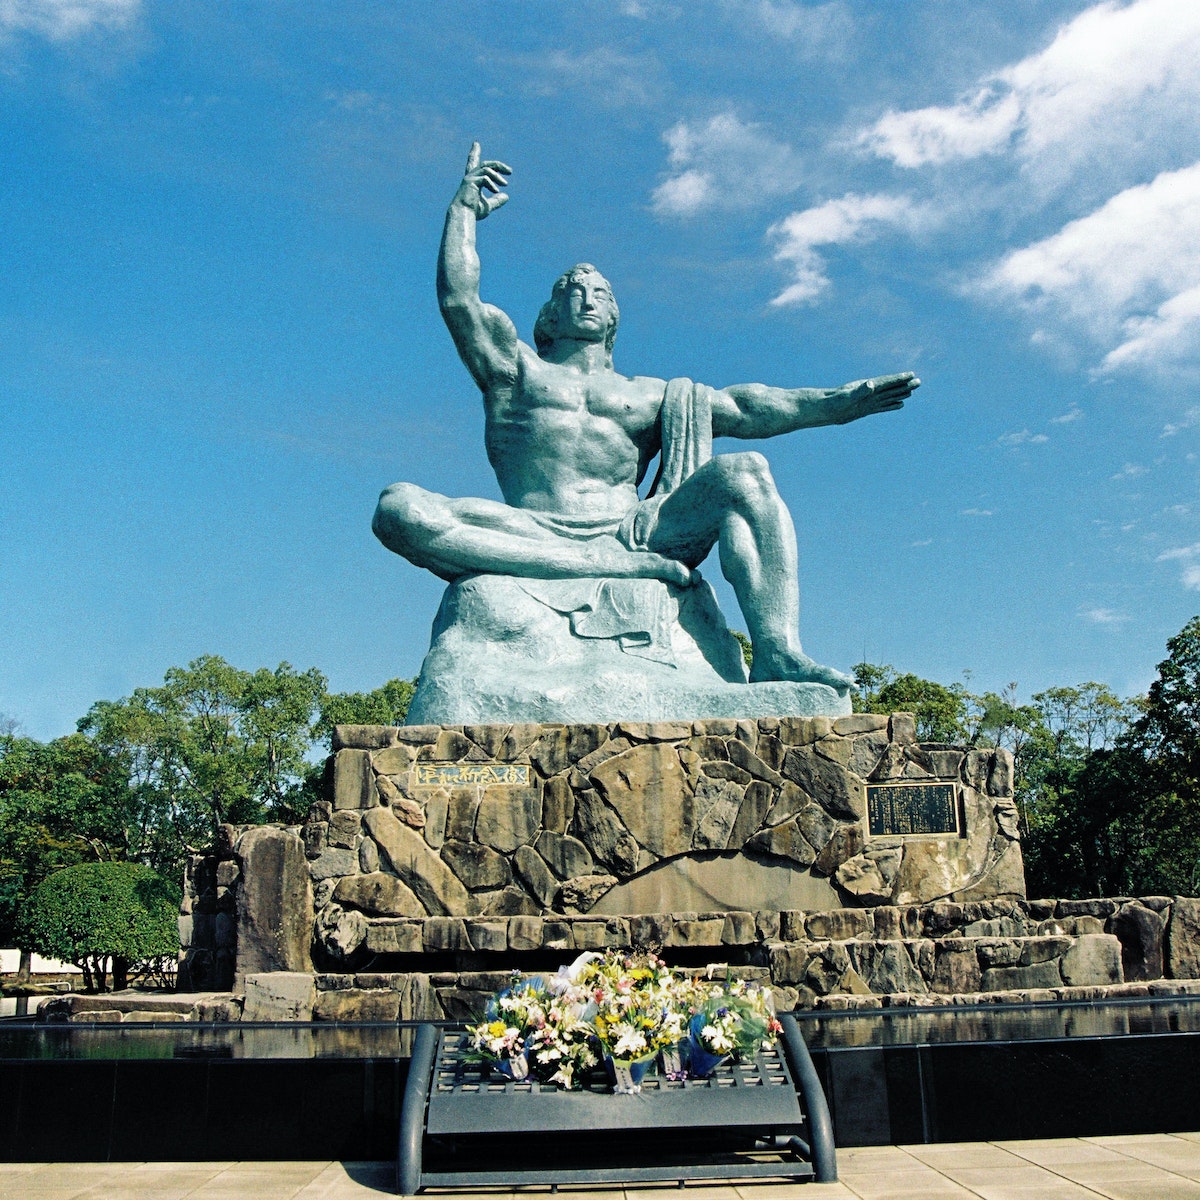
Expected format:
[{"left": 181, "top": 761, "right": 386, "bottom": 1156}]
[{"left": 163, "top": 891, "right": 1200, "bottom": 1023}]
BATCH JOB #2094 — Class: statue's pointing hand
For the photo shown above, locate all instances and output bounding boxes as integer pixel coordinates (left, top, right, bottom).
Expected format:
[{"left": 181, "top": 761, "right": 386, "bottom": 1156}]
[
  {"left": 836, "top": 372, "right": 920, "bottom": 422},
  {"left": 456, "top": 142, "right": 512, "bottom": 220}
]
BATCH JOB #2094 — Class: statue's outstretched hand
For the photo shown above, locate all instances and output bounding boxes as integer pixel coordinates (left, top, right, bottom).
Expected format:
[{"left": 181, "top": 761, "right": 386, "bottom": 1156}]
[
  {"left": 837, "top": 372, "right": 920, "bottom": 421},
  {"left": 455, "top": 142, "right": 512, "bottom": 220}
]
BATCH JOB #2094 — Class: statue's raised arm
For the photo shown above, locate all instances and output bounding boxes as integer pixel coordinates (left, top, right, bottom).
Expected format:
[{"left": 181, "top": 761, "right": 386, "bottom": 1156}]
[{"left": 437, "top": 142, "right": 519, "bottom": 392}]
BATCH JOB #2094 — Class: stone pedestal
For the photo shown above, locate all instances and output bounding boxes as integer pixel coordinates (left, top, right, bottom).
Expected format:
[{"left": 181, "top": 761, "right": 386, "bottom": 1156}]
[
  {"left": 306, "top": 714, "right": 1022, "bottom": 953},
  {"left": 406, "top": 574, "right": 852, "bottom": 725},
  {"left": 176, "top": 713, "right": 1038, "bottom": 1010}
]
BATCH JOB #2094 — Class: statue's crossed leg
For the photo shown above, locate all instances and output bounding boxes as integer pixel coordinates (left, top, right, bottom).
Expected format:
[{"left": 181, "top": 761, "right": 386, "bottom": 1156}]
[{"left": 374, "top": 449, "right": 853, "bottom": 693}]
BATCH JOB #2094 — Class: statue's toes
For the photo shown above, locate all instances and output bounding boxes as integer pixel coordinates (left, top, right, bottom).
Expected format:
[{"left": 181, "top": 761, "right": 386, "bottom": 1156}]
[{"left": 808, "top": 663, "right": 855, "bottom": 691}]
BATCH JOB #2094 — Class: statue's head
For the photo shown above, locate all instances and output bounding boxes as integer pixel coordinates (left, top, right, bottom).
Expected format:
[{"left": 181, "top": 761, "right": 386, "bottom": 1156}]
[{"left": 534, "top": 264, "right": 620, "bottom": 362}]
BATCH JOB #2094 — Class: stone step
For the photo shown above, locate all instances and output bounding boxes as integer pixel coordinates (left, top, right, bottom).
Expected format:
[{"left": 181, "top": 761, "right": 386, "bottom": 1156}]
[
  {"left": 811, "top": 977, "right": 1200, "bottom": 1010},
  {"left": 770, "top": 932, "right": 1126, "bottom": 1000},
  {"left": 37, "top": 991, "right": 242, "bottom": 1023}
]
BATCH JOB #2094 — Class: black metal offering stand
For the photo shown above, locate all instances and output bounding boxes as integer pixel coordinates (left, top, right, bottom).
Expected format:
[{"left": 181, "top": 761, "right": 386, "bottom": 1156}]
[{"left": 397, "top": 1013, "right": 836, "bottom": 1193}]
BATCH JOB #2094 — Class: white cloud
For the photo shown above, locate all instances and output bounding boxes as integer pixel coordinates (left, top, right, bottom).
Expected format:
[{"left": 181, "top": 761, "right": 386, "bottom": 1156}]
[
  {"left": 1163, "top": 406, "right": 1200, "bottom": 437},
  {"left": 767, "top": 192, "right": 929, "bottom": 304},
  {"left": 1079, "top": 607, "right": 1130, "bottom": 627},
  {"left": 724, "top": 0, "right": 853, "bottom": 45},
  {"left": 998, "top": 429, "right": 1048, "bottom": 447},
  {"left": 860, "top": 88, "right": 1021, "bottom": 168},
  {"left": 0, "top": 0, "right": 136, "bottom": 38},
  {"left": 980, "top": 162, "right": 1200, "bottom": 373},
  {"left": 652, "top": 113, "right": 802, "bottom": 216},
  {"left": 1158, "top": 543, "right": 1200, "bottom": 590},
  {"left": 960, "top": 508, "right": 994, "bottom": 517},
  {"left": 1111, "top": 463, "right": 1147, "bottom": 480},
  {"left": 652, "top": 170, "right": 712, "bottom": 217},
  {"left": 618, "top": 0, "right": 685, "bottom": 18},
  {"left": 510, "top": 47, "right": 662, "bottom": 109},
  {"left": 909, "top": 538, "right": 933, "bottom": 548},
  {"left": 1102, "top": 284, "right": 1200, "bottom": 374},
  {"left": 860, "top": 0, "right": 1200, "bottom": 174},
  {"left": 1051, "top": 406, "right": 1084, "bottom": 424}
]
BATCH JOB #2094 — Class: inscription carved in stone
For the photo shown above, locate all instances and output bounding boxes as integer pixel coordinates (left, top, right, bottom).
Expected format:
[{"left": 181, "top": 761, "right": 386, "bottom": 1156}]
[
  {"left": 413, "top": 763, "right": 530, "bottom": 787},
  {"left": 867, "top": 782, "right": 959, "bottom": 837}
]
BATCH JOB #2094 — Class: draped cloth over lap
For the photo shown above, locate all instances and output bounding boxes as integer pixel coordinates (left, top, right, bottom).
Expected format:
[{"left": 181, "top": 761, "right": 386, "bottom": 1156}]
[{"left": 516, "top": 379, "right": 715, "bottom": 667}]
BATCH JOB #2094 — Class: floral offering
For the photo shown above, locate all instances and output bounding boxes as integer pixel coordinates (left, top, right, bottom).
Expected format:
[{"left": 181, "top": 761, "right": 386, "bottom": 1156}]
[
  {"left": 465, "top": 971, "right": 549, "bottom": 1080},
  {"left": 465, "top": 954, "right": 785, "bottom": 1093},
  {"left": 574, "top": 951, "right": 677, "bottom": 1056}
]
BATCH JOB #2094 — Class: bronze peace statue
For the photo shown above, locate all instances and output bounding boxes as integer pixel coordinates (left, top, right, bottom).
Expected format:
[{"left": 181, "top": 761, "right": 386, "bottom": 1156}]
[{"left": 373, "top": 144, "right": 919, "bottom": 725}]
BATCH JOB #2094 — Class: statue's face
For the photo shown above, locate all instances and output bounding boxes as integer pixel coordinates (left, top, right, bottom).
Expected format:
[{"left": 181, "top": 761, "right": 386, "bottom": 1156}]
[{"left": 559, "top": 273, "right": 616, "bottom": 342}]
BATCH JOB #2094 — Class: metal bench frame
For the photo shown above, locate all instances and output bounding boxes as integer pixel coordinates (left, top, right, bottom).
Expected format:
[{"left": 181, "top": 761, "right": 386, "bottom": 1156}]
[{"left": 397, "top": 1013, "right": 836, "bottom": 1193}]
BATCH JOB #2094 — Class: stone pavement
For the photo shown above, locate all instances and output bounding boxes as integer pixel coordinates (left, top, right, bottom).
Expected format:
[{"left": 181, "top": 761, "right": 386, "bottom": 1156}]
[{"left": 5, "top": 1135, "right": 1200, "bottom": 1200}]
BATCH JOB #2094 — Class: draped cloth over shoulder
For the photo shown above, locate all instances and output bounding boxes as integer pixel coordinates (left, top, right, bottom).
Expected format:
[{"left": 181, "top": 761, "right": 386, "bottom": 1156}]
[
  {"left": 651, "top": 378, "right": 716, "bottom": 495},
  {"left": 516, "top": 379, "right": 715, "bottom": 666}
]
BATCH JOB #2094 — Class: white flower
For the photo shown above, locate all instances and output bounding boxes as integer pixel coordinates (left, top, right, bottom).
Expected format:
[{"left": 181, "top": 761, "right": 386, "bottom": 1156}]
[
  {"left": 611, "top": 1023, "right": 648, "bottom": 1058},
  {"left": 661, "top": 1012, "right": 684, "bottom": 1040},
  {"left": 702, "top": 1024, "right": 734, "bottom": 1054},
  {"left": 556, "top": 951, "right": 602, "bottom": 988}
]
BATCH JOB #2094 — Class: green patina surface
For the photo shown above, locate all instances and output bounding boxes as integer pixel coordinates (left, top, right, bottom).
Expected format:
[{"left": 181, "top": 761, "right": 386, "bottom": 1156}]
[{"left": 373, "top": 144, "right": 918, "bottom": 724}]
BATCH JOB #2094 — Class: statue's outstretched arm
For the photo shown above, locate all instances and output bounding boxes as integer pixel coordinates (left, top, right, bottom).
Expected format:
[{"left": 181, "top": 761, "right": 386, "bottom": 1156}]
[
  {"left": 437, "top": 142, "right": 520, "bottom": 392},
  {"left": 711, "top": 372, "right": 919, "bottom": 439}
]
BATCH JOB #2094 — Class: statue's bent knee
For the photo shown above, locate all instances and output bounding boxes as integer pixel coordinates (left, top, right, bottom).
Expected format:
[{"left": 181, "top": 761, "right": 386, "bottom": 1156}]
[{"left": 716, "top": 451, "right": 776, "bottom": 500}]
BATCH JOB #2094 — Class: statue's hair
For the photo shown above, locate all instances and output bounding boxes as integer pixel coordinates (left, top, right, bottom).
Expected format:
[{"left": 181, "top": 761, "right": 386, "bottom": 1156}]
[{"left": 533, "top": 264, "right": 619, "bottom": 360}]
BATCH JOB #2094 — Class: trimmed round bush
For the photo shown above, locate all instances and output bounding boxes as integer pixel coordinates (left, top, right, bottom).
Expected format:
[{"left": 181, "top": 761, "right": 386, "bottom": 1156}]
[{"left": 26, "top": 861, "right": 179, "bottom": 992}]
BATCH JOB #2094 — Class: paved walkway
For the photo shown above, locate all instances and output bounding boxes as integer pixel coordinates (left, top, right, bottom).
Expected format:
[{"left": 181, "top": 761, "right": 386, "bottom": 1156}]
[{"left": 5, "top": 1134, "right": 1200, "bottom": 1200}]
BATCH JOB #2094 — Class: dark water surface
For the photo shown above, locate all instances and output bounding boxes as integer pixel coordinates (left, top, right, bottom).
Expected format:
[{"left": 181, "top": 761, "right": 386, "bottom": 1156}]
[
  {"left": 4, "top": 996, "right": 1200, "bottom": 1059},
  {"left": 798, "top": 995, "right": 1200, "bottom": 1049}
]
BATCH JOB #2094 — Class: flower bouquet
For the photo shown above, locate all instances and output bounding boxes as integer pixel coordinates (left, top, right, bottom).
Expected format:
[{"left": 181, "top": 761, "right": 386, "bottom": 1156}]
[
  {"left": 573, "top": 950, "right": 679, "bottom": 1093},
  {"left": 464, "top": 972, "right": 549, "bottom": 1080},
  {"left": 684, "top": 977, "right": 783, "bottom": 1079},
  {"left": 465, "top": 956, "right": 785, "bottom": 1093},
  {"left": 523, "top": 996, "right": 599, "bottom": 1089}
]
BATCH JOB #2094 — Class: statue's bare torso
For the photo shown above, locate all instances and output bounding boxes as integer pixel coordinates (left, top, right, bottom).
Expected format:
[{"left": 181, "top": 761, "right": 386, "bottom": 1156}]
[{"left": 485, "top": 351, "right": 663, "bottom": 520}]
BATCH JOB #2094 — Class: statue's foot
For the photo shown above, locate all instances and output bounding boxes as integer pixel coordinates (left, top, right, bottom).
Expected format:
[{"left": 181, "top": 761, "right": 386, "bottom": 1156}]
[{"left": 748, "top": 648, "right": 855, "bottom": 693}]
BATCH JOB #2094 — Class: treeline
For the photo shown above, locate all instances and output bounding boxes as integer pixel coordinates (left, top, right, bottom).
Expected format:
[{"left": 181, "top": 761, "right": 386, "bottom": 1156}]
[
  {"left": 854, "top": 615, "right": 1200, "bottom": 899},
  {"left": 0, "top": 656, "right": 415, "bottom": 960},
  {"left": 2, "top": 618, "right": 1199, "bottom": 963}
]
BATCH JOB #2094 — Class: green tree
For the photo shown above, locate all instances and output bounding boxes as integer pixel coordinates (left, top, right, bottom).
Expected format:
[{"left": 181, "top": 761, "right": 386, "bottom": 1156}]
[
  {"left": 0, "top": 731, "right": 136, "bottom": 964},
  {"left": 731, "top": 631, "right": 754, "bottom": 671},
  {"left": 1140, "top": 616, "right": 1200, "bottom": 810},
  {"left": 25, "top": 862, "right": 179, "bottom": 992},
  {"left": 79, "top": 656, "right": 329, "bottom": 871},
  {"left": 853, "top": 662, "right": 970, "bottom": 742},
  {"left": 312, "top": 677, "right": 416, "bottom": 748},
  {"left": 1018, "top": 627, "right": 1198, "bottom": 898}
]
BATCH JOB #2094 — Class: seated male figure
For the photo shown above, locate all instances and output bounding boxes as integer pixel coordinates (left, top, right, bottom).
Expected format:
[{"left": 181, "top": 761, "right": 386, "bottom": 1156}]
[{"left": 373, "top": 144, "right": 919, "bottom": 693}]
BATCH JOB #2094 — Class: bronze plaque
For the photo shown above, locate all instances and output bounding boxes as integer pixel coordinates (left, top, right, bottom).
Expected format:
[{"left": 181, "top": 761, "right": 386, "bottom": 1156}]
[{"left": 867, "top": 782, "right": 959, "bottom": 837}]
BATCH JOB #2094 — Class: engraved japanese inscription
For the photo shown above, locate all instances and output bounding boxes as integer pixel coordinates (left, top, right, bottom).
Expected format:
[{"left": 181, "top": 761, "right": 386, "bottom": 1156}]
[
  {"left": 413, "top": 763, "right": 531, "bottom": 787},
  {"left": 867, "top": 782, "right": 960, "bottom": 837}
]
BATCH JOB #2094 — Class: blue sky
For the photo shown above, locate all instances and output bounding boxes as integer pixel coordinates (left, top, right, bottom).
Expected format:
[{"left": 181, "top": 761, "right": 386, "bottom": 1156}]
[{"left": 3, "top": 0, "right": 1199, "bottom": 740}]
